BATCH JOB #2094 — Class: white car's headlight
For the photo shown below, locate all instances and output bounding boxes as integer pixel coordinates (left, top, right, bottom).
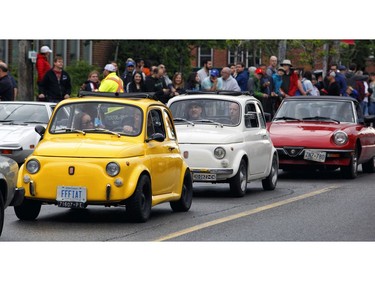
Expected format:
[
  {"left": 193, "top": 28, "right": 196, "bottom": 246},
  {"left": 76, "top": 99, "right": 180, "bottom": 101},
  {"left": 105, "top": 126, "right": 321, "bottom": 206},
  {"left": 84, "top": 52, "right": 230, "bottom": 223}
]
[
  {"left": 26, "top": 159, "right": 40, "bottom": 174},
  {"left": 333, "top": 131, "right": 348, "bottom": 145},
  {"left": 214, "top": 147, "right": 226, "bottom": 159},
  {"left": 106, "top": 162, "right": 120, "bottom": 176}
]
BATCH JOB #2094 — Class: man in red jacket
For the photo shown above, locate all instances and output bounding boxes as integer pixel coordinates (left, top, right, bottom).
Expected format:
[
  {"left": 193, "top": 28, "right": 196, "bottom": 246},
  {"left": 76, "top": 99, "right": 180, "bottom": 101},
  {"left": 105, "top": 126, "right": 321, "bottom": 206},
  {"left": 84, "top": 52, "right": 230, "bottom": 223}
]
[
  {"left": 36, "top": 45, "right": 52, "bottom": 96},
  {"left": 280, "top": 59, "right": 298, "bottom": 97}
]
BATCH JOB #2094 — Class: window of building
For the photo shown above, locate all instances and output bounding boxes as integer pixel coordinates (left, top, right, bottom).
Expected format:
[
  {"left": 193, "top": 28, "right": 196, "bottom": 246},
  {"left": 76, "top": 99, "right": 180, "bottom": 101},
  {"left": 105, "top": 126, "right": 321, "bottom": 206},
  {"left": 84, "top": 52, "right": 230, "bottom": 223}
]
[
  {"left": 55, "top": 40, "right": 67, "bottom": 65},
  {"left": 82, "top": 40, "right": 92, "bottom": 64},
  {"left": 228, "top": 48, "right": 260, "bottom": 68},
  {"left": 69, "top": 40, "right": 79, "bottom": 64},
  {"left": 198, "top": 47, "right": 213, "bottom": 67},
  {"left": 11, "top": 40, "right": 19, "bottom": 67},
  {"left": 0, "top": 40, "right": 6, "bottom": 63}
]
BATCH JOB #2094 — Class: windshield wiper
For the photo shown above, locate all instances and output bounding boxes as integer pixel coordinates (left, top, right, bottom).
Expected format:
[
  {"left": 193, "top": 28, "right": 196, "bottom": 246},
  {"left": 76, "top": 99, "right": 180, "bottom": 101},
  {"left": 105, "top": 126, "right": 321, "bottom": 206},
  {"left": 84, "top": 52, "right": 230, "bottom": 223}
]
[
  {"left": 173, "top": 117, "right": 195, "bottom": 125},
  {"left": 193, "top": 119, "right": 224, "bottom": 127},
  {"left": 302, "top": 116, "right": 340, "bottom": 124},
  {"left": 25, "top": 121, "right": 46, "bottom": 124},
  {"left": 52, "top": 127, "right": 121, "bottom": 137},
  {"left": 85, "top": 127, "right": 121, "bottom": 137},
  {"left": 273, "top": 116, "right": 300, "bottom": 121},
  {"left": 52, "top": 128, "right": 86, "bottom": 134}
]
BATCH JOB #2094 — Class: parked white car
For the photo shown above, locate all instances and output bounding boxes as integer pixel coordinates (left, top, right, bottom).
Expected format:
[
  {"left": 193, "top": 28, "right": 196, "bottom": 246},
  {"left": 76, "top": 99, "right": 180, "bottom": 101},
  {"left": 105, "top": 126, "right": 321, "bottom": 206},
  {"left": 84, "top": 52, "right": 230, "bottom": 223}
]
[
  {"left": 0, "top": 101, "right": 56, "bottom": 165},
  {"left": 167, "top": 91, "right": 278, "bottom": 197}
]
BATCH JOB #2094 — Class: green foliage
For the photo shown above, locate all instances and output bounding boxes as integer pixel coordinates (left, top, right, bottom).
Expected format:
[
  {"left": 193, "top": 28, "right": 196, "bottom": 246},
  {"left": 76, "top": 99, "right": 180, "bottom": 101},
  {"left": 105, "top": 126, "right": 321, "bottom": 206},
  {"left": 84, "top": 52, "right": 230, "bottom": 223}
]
[
  {"left": 65, "top": 61, "right": 101, "bottom": 96},
  {"left": 115, "top": 40, "right": 227, "bottom": 81}
]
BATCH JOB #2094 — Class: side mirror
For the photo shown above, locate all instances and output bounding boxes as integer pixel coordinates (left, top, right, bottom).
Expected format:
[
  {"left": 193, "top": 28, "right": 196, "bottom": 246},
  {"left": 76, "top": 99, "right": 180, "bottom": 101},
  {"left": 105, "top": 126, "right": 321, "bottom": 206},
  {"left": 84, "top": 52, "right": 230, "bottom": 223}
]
[
  {"left": 35, "top": 125, "right": 46, "bottom": 137},
  {"left": 264, "top": 112, "right": 272, "bottom": 122},
  {"left": 146, "top": 133, "right": 165, "bottom": 142},
  {"left": 364, "top": 115, "right": 375, "bottom": 127}
]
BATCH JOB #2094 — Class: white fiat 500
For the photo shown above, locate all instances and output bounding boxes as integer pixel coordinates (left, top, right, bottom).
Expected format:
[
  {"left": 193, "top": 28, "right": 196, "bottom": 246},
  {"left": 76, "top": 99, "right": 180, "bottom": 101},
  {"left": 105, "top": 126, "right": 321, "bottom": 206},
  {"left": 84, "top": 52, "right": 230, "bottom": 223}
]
[{"left": 167, "top": 91, "right": 278, "bottom": 197}]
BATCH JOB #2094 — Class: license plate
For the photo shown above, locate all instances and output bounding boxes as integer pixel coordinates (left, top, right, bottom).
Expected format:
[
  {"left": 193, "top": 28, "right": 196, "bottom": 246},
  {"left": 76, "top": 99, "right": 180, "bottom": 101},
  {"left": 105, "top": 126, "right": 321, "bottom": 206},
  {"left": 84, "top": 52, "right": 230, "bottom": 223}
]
[
  {"left": 58, "top": 201, "right": 85, "bottom": 208},
  {"left": 304, "top": 150, "right": 326, "bottom": 162},
  {"left": 56, "top": 186, "right": 87, "bottom": 203},
  {"left": 193, "top": 173, "right": 217, "bottom": 181}
]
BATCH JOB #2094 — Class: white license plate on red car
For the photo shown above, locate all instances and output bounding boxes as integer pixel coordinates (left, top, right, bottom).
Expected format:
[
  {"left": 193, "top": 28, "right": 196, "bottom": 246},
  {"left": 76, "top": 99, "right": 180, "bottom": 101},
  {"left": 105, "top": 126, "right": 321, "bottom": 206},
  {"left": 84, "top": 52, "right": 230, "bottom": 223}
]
[
  {"left": 304, "top": 150, "right": 326, "bottom": 162},
  {"left": 56, "top": 186, "right": 87, "bottom": 208}
]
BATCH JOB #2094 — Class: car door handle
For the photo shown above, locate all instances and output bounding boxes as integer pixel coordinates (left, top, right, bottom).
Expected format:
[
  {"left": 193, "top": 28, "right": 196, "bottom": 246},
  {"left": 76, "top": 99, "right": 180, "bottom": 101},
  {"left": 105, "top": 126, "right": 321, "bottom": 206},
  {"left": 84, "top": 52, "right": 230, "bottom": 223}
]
[{"left": 168, "top": 146, "right": 176, "bottom": 151}]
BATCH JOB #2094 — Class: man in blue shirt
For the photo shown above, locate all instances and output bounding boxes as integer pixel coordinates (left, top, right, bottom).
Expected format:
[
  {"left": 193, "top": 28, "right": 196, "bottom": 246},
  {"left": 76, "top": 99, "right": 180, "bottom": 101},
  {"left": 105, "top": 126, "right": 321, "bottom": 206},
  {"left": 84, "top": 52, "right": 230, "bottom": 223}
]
[{"left": 235, "top": 62, "right": 249, "bottom": 91}]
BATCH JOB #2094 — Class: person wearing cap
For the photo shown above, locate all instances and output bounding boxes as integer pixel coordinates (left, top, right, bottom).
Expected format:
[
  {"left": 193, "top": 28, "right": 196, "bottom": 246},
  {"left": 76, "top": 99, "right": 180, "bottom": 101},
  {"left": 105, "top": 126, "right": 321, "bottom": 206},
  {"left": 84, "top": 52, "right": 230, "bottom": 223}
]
[
  {"left": 121, "top": 61, "right": 136, "bottom": 89},
  {"left": 322, "top": 70, "right": 340, "bottom": 96},
  {"left": 39, "top": 56, "right": 71, "bottom": 102},
  {"left": 36, "top": 45, "right": 52, "bottom": 95},
  {"left": 254, "top": 67, "right": 275, "bottom": 117},
  {"left": 272, "top": 66, "right": 286, "bottom": 99},
  {"left": 280, "top": 59, "right": 298, "bottom": 97},
  {"left": 99, "top": 63, "right": 124, "bottom": 93},
  {"left": 201, "top": 68, "right": 223, "bottom": 91},
  {"left": 235, "top": 62, "right": 249, "bottom": 91}
]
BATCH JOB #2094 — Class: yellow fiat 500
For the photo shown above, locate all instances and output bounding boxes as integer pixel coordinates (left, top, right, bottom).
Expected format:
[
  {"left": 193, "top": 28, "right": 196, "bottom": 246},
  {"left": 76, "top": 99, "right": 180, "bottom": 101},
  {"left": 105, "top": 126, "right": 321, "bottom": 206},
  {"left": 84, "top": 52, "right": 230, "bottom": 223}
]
[{"left": 15, "top": 92, "right": 193, "bottom": 222}]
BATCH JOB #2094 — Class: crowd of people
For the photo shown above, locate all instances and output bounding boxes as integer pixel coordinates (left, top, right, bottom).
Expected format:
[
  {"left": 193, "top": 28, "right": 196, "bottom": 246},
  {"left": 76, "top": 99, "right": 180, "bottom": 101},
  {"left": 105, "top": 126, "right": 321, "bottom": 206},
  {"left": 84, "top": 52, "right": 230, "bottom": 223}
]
[{"left": 1, "top": 46, "right": 375, "bottom": 119}]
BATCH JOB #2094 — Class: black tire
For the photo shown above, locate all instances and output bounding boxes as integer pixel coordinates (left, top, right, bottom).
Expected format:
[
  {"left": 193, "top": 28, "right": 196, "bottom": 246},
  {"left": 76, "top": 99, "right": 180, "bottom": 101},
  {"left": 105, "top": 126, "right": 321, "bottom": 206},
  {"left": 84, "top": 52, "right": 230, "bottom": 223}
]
[
  {"left": 126, "top": 175, "right": 152, "bottom": 222},
  {"left": 229, "top": 159, "right": 248, "bottom": 197},
  {"left": 0, "top": 192, "right": 4, "bottom": 236},
  {"left": 341, "top": 148, "right": 358, "bottom": 179},
  {"left": 14, "top": 198, "right": 42, "bottom": 221},
  {"left": 362, "top": 156, "right": 375, "bottom": 173},
  {"left": 262, "top": 153, "right": 278, "bottom": 190},
  {"left": 170, "top": 171, "right": 193, "bottom": 212}
]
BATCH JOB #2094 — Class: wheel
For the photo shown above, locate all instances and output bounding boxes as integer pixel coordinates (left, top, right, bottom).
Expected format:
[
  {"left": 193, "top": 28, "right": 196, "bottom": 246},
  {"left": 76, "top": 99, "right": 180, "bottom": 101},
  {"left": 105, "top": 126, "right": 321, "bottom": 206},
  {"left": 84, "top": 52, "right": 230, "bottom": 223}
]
[
  {"left": 262, "top": 153, "right": 278, "bottom": 190},
  {"left": 229, "top": 159, "right": 248, "bottom": 197},
  {"left": 0, "top": 193, "right": 4, "bottom": 236},
  {"left": 14, "top": 198, "right": 42, "bottom": 221},
  {"left": 362, "top": 156, "right": 375, "bottom": 173},
  {"left": 341, "top": 148, "right": 358, "bottom": 179},
  {"left": 170, "top": 171, "right": 193, "bottom": 212},
  {"left": 126, "top": 175, "right": 152, "bottom": 222}
]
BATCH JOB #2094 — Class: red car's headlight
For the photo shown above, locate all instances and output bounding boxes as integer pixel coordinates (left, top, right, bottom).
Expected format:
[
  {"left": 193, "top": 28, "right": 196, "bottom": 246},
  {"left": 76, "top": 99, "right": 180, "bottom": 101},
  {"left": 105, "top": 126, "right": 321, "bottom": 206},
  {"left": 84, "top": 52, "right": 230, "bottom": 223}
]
[{"left": 333, "top": 131, "right": 348, "bottom": 145}]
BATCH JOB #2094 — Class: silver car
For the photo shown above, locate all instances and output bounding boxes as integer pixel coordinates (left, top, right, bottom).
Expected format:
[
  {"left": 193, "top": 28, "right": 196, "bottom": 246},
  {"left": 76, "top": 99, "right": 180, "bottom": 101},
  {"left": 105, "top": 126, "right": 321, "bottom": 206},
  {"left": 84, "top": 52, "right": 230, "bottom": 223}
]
[
  {"left": 0, "top": 155, "right": 24, "bottom": 236},
  {"left": 0, "top": 101, "right": 56, "bottom": 165}
]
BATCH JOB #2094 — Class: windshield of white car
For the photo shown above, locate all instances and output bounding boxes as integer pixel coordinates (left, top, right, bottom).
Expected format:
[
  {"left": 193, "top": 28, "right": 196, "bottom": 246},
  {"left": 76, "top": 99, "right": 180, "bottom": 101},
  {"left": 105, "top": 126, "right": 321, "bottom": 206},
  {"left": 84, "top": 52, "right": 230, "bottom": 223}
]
[
  {"left": 169, "top": 99, "right": 241, "bottom": 126},
  {"left": 0, "top": 103, "right": 50, "bottom": 123}
]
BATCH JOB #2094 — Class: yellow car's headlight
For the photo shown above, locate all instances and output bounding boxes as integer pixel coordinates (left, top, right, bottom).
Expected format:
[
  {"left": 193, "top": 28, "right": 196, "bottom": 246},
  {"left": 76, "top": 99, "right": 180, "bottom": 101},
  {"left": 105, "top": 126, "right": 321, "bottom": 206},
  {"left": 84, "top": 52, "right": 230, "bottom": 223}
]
[
  {"left": 26, "top": 159, "right": 40, "bottom": 174},
  {"left": 106, "top": 162, "right": 120, "bottom": 177}
]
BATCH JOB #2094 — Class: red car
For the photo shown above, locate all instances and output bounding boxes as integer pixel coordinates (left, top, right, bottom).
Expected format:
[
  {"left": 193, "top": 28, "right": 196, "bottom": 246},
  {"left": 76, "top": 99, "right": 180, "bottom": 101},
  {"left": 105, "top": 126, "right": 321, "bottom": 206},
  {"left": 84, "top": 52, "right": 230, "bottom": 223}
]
[{"left": 267, "top": 96, "right": 375, "bottom": 179}]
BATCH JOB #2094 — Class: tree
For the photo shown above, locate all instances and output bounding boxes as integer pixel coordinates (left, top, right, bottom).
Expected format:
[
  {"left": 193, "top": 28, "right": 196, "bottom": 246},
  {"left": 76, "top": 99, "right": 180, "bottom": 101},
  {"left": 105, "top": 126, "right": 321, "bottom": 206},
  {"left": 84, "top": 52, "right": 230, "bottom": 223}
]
[{"left": 115, "top": 40, "right": 226, "bottom": 79}]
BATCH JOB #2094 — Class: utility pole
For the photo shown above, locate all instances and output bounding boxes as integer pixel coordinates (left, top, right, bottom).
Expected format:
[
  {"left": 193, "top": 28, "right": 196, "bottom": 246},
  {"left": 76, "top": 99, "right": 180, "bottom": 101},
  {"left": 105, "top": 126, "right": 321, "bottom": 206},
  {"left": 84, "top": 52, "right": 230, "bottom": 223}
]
[
  {"left": 278, "top": 40, "right": 287, "bottom": 62},
  {"left": 18, "top": 40, "right": 34, "bottom": 101}
]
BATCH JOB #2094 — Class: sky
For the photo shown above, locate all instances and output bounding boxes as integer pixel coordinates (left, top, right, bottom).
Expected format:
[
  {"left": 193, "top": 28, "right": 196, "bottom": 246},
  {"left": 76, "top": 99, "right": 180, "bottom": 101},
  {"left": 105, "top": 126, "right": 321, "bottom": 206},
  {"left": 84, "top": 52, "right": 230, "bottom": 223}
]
[{"left": 3, "top": 1, "right": 373, "bottom": 40}]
